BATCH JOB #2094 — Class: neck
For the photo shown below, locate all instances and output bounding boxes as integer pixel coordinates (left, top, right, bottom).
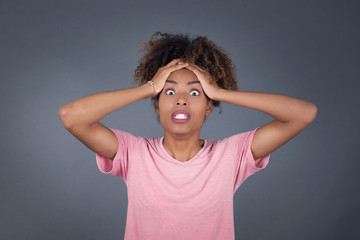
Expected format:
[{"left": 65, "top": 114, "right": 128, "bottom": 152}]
[{"left": 162, "top": 132, "right": 204, "bottom": 162}]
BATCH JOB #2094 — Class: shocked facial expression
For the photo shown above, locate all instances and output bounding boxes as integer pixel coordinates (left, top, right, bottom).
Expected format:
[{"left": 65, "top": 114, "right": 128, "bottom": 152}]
[{"left": 156, "top": 69, "right": 212, "bottom": 137}]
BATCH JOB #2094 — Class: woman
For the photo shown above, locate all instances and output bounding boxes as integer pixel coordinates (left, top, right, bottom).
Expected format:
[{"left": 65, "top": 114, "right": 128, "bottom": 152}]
[{"left": 59, "top": 32, "right": 317, "bottom": 240}]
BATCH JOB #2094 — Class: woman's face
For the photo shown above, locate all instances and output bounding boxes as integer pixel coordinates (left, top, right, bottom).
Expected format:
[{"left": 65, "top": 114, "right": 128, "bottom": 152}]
[{"left": 156, "top": 69, "right": 212, "bottom": 138}]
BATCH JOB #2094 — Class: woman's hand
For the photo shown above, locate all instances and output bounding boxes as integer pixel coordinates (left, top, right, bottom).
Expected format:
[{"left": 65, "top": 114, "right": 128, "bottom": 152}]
[
  {"left": 185, "top": 64, "right": 221, "bottom": 100},
  {"left": 150, "top": 59, "right": 189, "bottom": 96}
]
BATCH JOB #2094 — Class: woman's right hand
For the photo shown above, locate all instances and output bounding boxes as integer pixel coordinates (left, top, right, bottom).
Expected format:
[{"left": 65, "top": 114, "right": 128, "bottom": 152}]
[{"left": 150, "top": 59, "right": 189, "bottom": 95}]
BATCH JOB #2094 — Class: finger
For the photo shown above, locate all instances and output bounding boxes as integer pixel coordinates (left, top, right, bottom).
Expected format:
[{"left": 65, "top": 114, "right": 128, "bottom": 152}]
[
  {"left": 185, "top": 65, "right": 202, "bottom": 75},
  {"left": 188, "top": 63, "right": 205, "bottom": 72},
  {"left": 165, "top": 58, "right": 182, "bottom": 67},
  {"left": 168, "top": 62, "right": 189, "bottom": 72}
]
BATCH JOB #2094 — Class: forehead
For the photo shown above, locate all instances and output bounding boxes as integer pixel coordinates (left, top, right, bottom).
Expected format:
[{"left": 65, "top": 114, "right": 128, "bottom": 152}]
[{"left": 166, "top": 69, "right": 198, "bottom": 83}]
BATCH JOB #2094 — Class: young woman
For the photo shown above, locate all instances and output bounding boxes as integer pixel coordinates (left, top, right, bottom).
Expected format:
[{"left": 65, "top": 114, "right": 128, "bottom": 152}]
[{"left": 59, "top": 32, "right": 317, "bottom": 240}]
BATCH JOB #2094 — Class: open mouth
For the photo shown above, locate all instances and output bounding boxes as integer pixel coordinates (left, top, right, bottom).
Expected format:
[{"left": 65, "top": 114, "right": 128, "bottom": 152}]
[
  {"left": 171, "top": 110, "right": 190, "bottom": 123},
  {"left": 173, "top": 113, "right": 188, "bottom": 119}
]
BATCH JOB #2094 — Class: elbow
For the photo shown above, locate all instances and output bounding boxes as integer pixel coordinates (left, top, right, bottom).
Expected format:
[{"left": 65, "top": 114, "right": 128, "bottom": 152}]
[
  {"left": 58, "top": 104, "right": 74, "bottom": 129},
  {"left": 303, "top": 103, "right": 318, "bottom": 125}
]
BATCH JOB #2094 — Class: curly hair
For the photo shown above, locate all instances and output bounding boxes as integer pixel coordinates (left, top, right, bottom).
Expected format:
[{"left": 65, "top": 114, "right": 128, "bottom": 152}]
[{"left": 133, "top": 32, "right": 238, "bottom": 109}]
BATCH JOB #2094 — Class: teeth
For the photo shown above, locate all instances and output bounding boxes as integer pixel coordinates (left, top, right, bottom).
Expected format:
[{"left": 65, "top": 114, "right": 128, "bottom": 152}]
[{"left": 174, "top": 114, "right": 188, "bottom": 119}]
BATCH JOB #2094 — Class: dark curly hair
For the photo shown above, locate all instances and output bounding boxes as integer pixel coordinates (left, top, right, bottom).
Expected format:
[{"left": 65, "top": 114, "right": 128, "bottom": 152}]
[{"left": 133, "top": 32, "right": 238, "bottom": 110}]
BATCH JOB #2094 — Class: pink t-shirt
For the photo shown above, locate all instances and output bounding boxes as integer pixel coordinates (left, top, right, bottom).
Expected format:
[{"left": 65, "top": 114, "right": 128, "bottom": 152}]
[{"left": 96, "top": 128, "right": 270, "bottom": 240}]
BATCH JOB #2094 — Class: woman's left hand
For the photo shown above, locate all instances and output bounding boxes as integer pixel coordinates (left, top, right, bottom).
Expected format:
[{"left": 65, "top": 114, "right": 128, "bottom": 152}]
[{"left": 186, "top": 64, "right": 221, "bottom": 100}]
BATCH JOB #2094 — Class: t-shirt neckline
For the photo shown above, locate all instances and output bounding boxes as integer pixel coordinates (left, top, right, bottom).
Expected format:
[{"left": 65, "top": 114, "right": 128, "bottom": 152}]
[{"left": 158, "top": 136, "right": 209, "bottom": 165}]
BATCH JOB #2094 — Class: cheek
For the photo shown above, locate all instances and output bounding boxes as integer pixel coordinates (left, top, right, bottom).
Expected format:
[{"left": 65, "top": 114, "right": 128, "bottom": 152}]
[
  {"left": 157, "top": 97, "right": 171, "bottom": 115},
  {"left": 194, "top": 99, "right": 210, "bottom": 111}
]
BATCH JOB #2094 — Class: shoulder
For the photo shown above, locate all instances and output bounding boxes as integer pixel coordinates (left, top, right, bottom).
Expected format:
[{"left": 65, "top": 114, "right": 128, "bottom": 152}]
[
  {"left": 110, "top": 129, "right": 145, "bottom": 145},
  {"left": 216, "top": 129, "right": 257, "bottom": 145},
  {"left": 205, "top": 129, "right": 258, "bottom": 157},
  {"left": 111, "top": 129, "right": 164, "bottom": 149}
]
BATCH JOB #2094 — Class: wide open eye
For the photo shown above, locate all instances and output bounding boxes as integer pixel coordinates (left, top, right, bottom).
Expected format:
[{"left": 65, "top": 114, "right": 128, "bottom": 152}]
[
  {"left": 165, "top": 89, "right": 175, "bottom": 95},
  {"left": 190, "top": 90, "right": 200, "bottom": 96}
]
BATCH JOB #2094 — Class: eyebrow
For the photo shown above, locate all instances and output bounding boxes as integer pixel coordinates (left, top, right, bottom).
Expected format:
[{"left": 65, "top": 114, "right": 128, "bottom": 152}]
[{"left": 166, "top": 80, "right": 201, "bottom": 85}]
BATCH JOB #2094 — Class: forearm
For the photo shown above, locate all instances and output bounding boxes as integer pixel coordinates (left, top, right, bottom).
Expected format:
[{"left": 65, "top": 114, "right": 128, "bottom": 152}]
[
  {"left": 59, "top": 83, "right": 153, "bottom": 128},
  {"left": 213, "top": 89, "right": 317, "bottom": 124}
]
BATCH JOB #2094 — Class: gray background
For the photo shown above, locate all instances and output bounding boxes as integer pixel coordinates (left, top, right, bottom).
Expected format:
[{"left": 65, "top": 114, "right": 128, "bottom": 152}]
[{"left": 1, "top": 0, "right": 359, "bottom": 239}]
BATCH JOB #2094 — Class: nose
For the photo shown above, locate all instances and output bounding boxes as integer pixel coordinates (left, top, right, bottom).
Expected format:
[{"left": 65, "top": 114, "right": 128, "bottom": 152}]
[{"left": 176, "top": 97, "right": 188, "bottom": 106}]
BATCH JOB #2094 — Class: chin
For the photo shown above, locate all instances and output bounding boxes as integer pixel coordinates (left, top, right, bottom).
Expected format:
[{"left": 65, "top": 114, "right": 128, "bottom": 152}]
[{"left": 166, "top": 125, "right": 202, "bottom": 137}]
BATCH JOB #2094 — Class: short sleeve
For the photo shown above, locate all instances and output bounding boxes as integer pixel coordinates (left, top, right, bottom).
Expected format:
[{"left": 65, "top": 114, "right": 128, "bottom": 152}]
[
  {"left": 232, "top": 128, "right": 270, "bottom": 193},
  {"left": 96, "top": 129, "right": 136, "bottom": 182}
]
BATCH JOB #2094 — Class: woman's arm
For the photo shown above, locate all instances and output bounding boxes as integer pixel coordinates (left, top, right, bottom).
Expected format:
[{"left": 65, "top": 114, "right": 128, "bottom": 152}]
[
  {"left": 186, "top": 64, "right": 318, "bottom": 159},
  {"left": 59, "top": 59, "right": 188, "bottom": 159},
  {"left": 59, "top": 85, "right": 154, "bottom": 159},
  {"left": 213, "top": 90, "right": 317, "bottom": 159}
]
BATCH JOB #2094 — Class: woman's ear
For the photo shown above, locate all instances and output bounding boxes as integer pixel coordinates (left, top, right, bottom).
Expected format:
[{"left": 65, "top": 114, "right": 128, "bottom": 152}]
[{"left": 205, "top": 100, "right": 212, "bottom": 116}]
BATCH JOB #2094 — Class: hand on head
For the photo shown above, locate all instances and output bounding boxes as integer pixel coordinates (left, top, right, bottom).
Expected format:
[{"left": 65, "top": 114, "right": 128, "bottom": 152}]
[
  {"left": 150, "top": 59, "right": 188, "bottom": 95},
  {"left": 151, "top": 59, "right": 221, "bottom": 100},
  {"left": 185, "top": 64, "right": 221, "bottom": 100}
]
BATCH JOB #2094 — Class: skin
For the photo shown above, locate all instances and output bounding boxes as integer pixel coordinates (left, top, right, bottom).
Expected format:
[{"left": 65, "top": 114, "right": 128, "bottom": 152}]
[
  {"left": 58, "top": 58, "right": 317, "bottom": 163},
  {"left": 156, "top": 69, "right": 212, "bottom": 162}
]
